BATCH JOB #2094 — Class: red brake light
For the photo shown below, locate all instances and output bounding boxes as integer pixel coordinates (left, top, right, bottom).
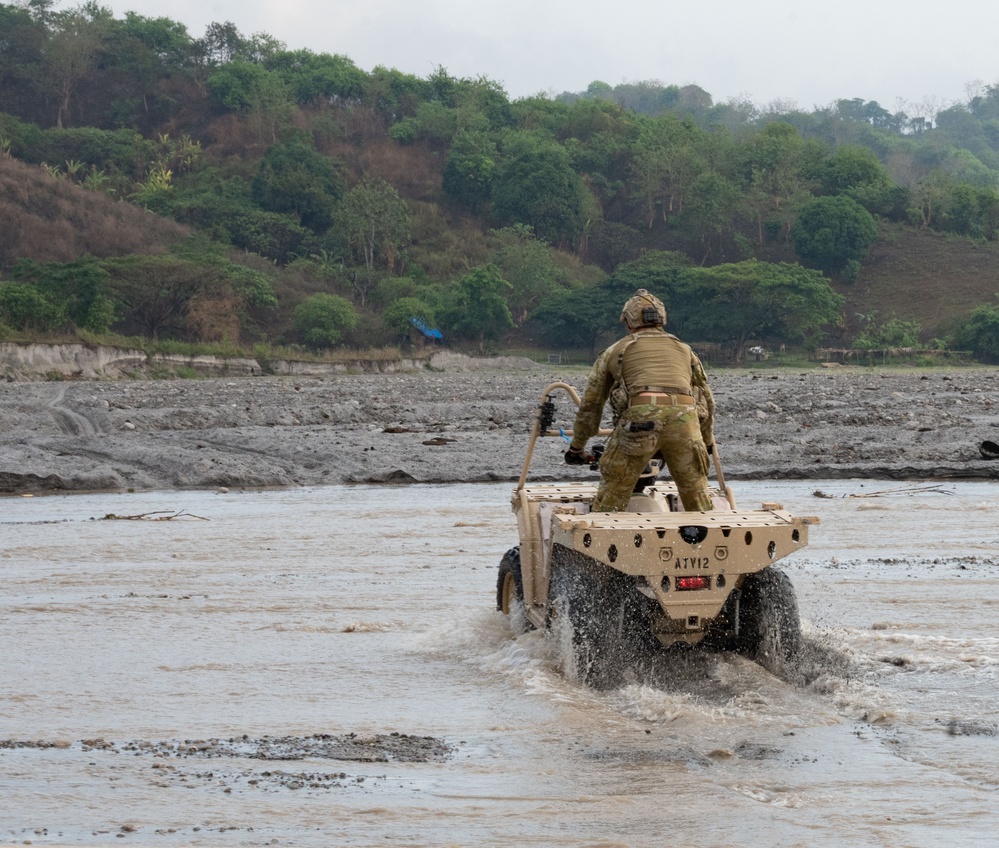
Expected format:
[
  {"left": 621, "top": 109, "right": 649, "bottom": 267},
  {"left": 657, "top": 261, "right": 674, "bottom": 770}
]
[{"left": 676, "top": 576, "right": 710, "bottom": 591}]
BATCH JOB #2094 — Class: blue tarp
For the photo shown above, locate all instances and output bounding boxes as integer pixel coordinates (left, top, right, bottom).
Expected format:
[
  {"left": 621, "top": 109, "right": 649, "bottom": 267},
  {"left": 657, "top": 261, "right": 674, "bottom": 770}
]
[{"left": 409, "top": 317, "right": 443, "bottom": 339}]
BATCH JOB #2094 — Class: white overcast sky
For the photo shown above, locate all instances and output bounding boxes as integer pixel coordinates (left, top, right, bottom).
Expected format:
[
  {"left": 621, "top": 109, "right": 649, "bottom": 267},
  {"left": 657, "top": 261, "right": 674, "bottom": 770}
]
[{"left": 88, "top": 0, "right": 999, "bottom": 113}]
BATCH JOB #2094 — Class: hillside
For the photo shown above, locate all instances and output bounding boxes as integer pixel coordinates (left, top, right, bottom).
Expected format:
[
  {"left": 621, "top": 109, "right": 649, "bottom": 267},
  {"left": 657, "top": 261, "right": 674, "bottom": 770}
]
[
  {"left": 845, "top": 224, "right": 999, "bottom": 342},
  {"left": 0, "top": 157, "right": 190, "bottom": 266},
  {"left": 4, "top": 161, "right": 994, "bottom": 348},
  {"left": 5, "top": 4, "right": 999, "bottom": 359}
]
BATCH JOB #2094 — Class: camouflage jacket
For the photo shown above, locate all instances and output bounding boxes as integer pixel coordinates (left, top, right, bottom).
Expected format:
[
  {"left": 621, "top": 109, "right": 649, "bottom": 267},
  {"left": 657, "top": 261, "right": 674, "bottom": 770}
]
[{"left": 569, "top": 329, "right": 715, "bottom": 449}]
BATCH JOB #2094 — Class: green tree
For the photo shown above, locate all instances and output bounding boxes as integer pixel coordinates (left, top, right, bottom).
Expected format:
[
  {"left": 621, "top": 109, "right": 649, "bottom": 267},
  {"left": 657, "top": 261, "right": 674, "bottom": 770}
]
[
  {"left": 265, "top": 49, "right": 366, "bottom": 105},
  {"left": 741, "top": 122, "right": 819, "bottom": 245},
  {"left": 119, "top": 11, "right": 190, "bottom": 71},
  {"left": 105, "top": 12, "right": 193, "bottom": 129},
  {"left": 340, "top": 175, "right": 410, "bottom": 288},
  {"left": 362, "top": 65, "right": 430, "bottom": 117},
  {"left": 251, "top": 136, "right": 345, "bottom": 231},
  {"left": 558, "top": 250, "right": 691, "bottom": 345},
  {"left": 370, "top": 275, "right": 417, "bottom": 308},
  {"left": 817, "top": 144, "right": 909, "bottom": 219},
  {"left": 382, "top": 296, "right": 435, "bottom": 339},
  {"left": 584, "top": 221, "right": 644, "bottom": 270},
  {"left": 530, "top": 284, "right": 620, "bottom": 356},
  {"left": 0, "top": 3, "right": 47, "bottom": 123},
  {"left": 490, "top": 225, "right": 566, "bottom": 324},
  {"left": 677, "top": 169, "right": 740, "bottom": 263},
  {"left": 672, "top": 260, "right": 843, "bottom": 357},
  {"left": 792, "top": 195, "right": 878, "bottom": 276},
  {"left": 44, "top": 4, "right": 113, "bottom": 128},
  {"left": 564, "top": 119, "right": 635, "bottom": 205},
  {"left": 169, "top": 236, "right": 278, "bottom": 310},
  {"left": 292, "top": 292, "right": 357, "bottom": 348},
  {"left": 955, "top": 300, "right": 999, "bottom": 362},
  {"left": 492, "top": 133, "right": 586, "bottom": 247},
  {"left": 440, "top": 265, "right": 514, "bottom": 352},
  {"left": 442, "top": 130, "right": 497, "bottom": 211},
  {"left": 911, "top": 169, "right": 955, "bottom": 231},
  {"left": 509, "top": 95, "right": 570, "bottom": 137},
  {"left": 206, "top": 60, "right": 292, "bottom": 142},
  {"left": 854, "top": 316, "right": 922, "bottom": 349},
  {"left": 604, "top": 250, "right": 691, "bottom": 302},
  {"left": 31, "top": 125, "right": 154, "bottom": 179},
  {"left": 631, "top": 115, "right": 705, "bottom": 227},
  {"left": 192, "top": 20, "right": 251, "bottom": 66},
  {"left": 389, "top": 71, "right": 507, "bottom": 146},
  {"left": 161, "top": 166, "right": 320, "bottom": 263},
  {"left": 819, "top": 145, "right": 890, "bottom": 195},
  {"left": 11, "top": 257, "right": 114, "bottom": 332},
  {"left": 101, "top": 255, "right": 219, "bottom": 339},
  {"left": 0, "top": 281, "right": 64, "bottom": 332},
  {"left": 944, "top": 183, "right": 983, "bottom": 237},
  {"left": 394, "top": 100, "right": 460, "bottom": 146}
]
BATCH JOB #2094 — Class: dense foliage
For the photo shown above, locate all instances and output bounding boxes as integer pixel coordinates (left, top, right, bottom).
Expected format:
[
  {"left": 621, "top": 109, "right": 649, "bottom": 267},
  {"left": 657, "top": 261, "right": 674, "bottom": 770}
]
[
  {"left": 792, "top": 196, "right": 878, "bottom": 279},
  {"left": 2, "top": 2, "right": 999, "bottom": 358},
  {"left": 954, "top": 301, "right": 999, "bottom": 362}
]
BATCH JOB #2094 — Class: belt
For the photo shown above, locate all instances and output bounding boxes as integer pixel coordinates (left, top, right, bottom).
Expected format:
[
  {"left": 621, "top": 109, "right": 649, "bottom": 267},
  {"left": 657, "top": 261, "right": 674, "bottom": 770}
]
[{"left": 630, "top": 392, "right": 695, "bottom": 407}]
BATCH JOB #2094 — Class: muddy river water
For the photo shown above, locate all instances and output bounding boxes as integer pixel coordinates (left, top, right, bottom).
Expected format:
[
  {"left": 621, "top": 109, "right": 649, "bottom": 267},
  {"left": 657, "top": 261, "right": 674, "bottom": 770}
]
[{"left": 1, "top": 480, "right": 997, "bottom": 847}]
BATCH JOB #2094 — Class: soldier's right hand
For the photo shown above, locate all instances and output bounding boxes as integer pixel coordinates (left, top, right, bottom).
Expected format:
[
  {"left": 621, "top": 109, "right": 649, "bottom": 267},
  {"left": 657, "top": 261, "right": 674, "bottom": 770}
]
[{"left": 564, "top": 447, "right": 590, "bottom": 465}]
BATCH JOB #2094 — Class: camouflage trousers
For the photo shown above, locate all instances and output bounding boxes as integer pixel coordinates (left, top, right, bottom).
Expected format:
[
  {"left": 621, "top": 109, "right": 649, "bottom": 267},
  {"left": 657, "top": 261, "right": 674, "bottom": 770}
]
[{"left": 592, "top": 403, "right": 713, "bottom": 513}]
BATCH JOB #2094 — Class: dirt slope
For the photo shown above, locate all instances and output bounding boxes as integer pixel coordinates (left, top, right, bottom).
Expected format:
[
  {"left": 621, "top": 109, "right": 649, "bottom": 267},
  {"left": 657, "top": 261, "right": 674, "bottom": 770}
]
[{"left": 842, "top": 224, "right": 999, "bottom": 341}]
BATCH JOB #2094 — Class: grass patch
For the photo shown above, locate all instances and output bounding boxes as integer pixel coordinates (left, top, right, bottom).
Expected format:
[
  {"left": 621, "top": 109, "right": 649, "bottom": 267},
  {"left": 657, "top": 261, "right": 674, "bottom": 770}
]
[{"left": 149, "top": 365, "right": 176, "bottom": 379}]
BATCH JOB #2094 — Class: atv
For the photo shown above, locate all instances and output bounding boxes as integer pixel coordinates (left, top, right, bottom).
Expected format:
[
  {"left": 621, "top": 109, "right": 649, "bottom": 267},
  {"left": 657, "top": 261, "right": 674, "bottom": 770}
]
[{"left": 497, "top": 382, "right": 815, "bottom": 687}]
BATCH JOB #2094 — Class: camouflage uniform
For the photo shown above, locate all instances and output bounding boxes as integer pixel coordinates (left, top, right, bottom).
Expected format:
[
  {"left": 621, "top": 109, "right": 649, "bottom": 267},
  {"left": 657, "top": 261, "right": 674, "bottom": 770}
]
[{"left": 569, "top": 327, "right": 715, "bottom": 513}]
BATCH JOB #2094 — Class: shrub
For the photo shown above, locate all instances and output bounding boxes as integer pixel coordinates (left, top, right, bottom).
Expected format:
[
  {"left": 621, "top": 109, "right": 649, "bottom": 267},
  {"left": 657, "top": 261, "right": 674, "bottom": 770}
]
[
  {"left": 0, "top": 281, "right": 65, "bottom": 332},
  {"left": 854, "top": 316, "right": 922, "bottom": 350},
  {"left": 382, "top": 296, "right": 435, "bottom": 337},
  {"left": 792, "top": 195, "right": 878, "bottom": 277},
  {"left": 954, "top": 301, "right": 999, "bottom": 362},
  {"left": 292, "top": 293, "right": 358, "bottom": 347}
]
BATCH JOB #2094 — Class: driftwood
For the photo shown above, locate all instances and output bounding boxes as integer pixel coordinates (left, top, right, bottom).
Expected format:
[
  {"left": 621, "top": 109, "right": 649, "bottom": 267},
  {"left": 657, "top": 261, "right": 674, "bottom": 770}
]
[
  {"left": 98, "top": 510, "right": 209, "bottom": 521},
  {"left": 812, "top": 484, "right": 954, "bottom": 499}
]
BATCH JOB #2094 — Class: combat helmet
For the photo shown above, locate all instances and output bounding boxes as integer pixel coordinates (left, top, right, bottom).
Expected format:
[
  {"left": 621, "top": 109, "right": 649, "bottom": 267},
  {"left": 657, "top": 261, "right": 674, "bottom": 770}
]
[{"left": 620, "top": 289, "right": 666, "bottom": 329}]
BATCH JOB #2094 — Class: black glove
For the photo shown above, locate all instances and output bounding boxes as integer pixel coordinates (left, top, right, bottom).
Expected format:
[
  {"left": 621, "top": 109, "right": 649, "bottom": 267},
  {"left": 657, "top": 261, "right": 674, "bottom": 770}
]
[
  {"left": 705, "top": 443, "right": 714, "bottom": 454},
  {"left": 564, "top": 446, "right": 590, "bottom": 465}
]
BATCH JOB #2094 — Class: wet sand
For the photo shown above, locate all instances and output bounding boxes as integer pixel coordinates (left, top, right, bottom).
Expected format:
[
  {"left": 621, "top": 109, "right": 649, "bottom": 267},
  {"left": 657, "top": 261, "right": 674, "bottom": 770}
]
[{"left": 3, "top": 365, "right": 999, "bottom": 494}]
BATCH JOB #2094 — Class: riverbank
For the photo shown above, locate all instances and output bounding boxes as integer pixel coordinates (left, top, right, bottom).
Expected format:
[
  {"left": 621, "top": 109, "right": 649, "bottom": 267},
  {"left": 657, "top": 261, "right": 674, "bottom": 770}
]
[{"left": 3, "top": 364, "right": 999, "bottom": 494}]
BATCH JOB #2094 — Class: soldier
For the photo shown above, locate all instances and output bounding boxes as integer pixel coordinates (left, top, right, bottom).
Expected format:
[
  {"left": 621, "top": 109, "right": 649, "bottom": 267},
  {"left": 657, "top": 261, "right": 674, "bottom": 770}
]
[{"left": 565, "top": 289, "right": 715, "bottom": 512}]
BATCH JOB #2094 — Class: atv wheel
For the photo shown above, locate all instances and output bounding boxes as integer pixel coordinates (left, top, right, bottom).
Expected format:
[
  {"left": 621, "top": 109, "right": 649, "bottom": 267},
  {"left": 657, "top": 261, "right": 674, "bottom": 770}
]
[
  {"left": 736, "top": 567, "right": 802, "bottom": 676},
  {"left": 496, "top": 547, "right": 532, "bottom": 632},
  {"left": 549, "top": 547, "right": 630, "bottom": 689}
]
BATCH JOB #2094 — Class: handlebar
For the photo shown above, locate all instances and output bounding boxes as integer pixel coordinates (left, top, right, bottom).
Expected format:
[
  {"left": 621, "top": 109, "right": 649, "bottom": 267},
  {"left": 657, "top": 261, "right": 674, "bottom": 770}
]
[
  {"left": 516, "top": 382, "right": 611, "bottom": 490},
  {"left": 516, "top": 382, "right": 735, "bottom": 510}
]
